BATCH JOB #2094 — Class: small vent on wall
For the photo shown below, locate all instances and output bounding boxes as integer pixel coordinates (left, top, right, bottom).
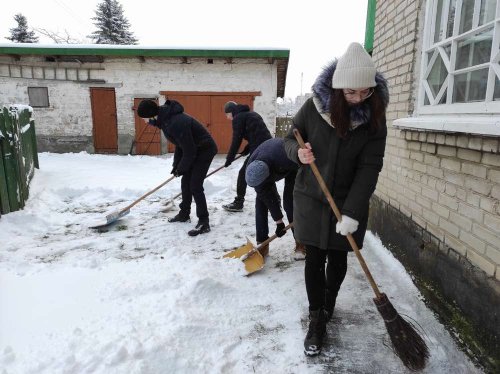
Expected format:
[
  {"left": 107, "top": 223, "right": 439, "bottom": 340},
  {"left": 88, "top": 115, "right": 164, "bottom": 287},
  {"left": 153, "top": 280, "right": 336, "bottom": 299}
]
[{"left": 207, "top": 59, "right": 214, "bottom": 64}]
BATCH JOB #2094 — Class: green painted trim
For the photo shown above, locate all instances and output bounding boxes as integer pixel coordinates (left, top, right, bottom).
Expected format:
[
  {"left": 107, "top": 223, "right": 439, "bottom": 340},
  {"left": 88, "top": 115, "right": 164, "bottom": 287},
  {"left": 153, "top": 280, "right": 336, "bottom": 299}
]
[
  {"left": 0, "top": 45, "right": 290, "bottom": 59},
  {"left": 0, "top": 113, "right": 11, "bottom": 214},
  {"left": 365, "top": 0, "right": 376, "bottom": 53}
]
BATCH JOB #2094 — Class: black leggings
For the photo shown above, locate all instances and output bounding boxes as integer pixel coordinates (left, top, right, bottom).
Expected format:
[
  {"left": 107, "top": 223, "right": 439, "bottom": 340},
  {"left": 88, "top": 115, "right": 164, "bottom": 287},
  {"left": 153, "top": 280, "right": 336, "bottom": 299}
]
[{"left": 304, "top": 245, "right": 348, "bottom": 311}]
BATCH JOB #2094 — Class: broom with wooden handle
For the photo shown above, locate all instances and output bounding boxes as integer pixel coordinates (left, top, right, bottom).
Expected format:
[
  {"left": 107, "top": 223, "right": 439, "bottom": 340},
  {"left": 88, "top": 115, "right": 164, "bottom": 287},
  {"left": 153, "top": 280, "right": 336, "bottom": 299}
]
[{"left": 293, "top": 129, "right": 429, "bottom": 371}]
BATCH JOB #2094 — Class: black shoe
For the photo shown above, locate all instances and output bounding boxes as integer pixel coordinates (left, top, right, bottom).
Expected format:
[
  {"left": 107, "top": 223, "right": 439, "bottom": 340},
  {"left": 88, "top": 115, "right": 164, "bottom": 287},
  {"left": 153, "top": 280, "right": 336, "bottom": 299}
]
[
  {"left": 325, "top": 289, "right": 337, "bottom": 322},
  {"left": 304, "top": 309, "right": 327, "bottom": 357},
  {"left": 168, "top": 212, "right": 190, "bottom": 223},
  {"left": 222, "top": 199, "right": 244, "bottom": 212},
  {"left": 188, "top": 220, "right": 210, "bottom": 236}
]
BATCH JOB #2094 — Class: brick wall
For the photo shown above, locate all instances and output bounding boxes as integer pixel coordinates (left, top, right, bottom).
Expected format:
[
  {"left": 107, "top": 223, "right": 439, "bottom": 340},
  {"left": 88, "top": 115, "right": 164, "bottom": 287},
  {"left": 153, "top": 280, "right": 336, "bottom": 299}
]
[
  {"left": 371, "top": 0, "right": 500, "bottom": 280},
  {"left": 370, "top": 1, "right": 499, "bottom": 365}
]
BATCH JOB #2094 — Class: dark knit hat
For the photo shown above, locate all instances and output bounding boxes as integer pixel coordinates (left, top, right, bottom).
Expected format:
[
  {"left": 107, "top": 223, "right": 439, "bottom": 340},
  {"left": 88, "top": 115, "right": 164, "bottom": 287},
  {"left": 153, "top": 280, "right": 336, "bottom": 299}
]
[
  {"left": 245, "top": 160, "right": 270, "bottom": 187},
  {"left": 224, "top": 101, "right": 237, "bottom": 113},
  {"left": 137, "top": 99, "right": 159, "bottom": 118}
]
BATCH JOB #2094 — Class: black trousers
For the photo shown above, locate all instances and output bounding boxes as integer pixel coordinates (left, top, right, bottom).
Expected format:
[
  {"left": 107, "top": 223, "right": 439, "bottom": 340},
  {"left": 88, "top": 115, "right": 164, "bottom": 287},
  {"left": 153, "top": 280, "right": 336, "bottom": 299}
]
[
  {"left": 235, "top": 156, "right": 250, "bottom": 202},
  {"left": 179, "top": 144, "right": 217, "bottom": 220},
  {"left": 304, "top": 245, "right": 348, "bottom": 312},
  {"left": 255, "top": 171, "right": 295, "bottom": 243}
]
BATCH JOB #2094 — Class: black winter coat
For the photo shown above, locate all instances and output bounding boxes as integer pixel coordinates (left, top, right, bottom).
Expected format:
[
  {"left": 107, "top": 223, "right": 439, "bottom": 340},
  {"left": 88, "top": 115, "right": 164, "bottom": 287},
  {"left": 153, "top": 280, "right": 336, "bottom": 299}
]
[
  {"left": 226, "top": 104, "right": 272, "bottom": 164},
  {"left": 284, "top": 60, "right": 389, "bottom": 251},
  {"left": 152, "top": 100, "right": 217, "bottom": 174},
  {"left": 248, "top": 138, "right": 298, "bottom": 220}
]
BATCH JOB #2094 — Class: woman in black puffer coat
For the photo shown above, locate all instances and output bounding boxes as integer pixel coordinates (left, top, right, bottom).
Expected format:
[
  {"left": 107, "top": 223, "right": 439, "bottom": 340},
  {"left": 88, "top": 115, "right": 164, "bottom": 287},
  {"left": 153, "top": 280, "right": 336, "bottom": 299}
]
[{"left": 284, "top": 42, "right": 389, "bottom": 357}]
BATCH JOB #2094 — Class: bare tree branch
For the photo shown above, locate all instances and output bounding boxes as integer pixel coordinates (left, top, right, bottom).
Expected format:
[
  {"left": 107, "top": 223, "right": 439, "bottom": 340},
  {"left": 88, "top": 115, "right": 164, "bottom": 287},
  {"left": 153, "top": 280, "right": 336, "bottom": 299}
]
[{"left": 34, "top": 28, "right": 85, "bottom": 44}]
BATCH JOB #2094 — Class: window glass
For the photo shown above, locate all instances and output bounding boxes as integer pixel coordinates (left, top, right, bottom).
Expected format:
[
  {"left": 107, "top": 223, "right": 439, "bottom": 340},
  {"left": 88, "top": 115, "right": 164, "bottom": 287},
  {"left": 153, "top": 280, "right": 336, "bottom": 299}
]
[
  {"left": 479, "top": 0, "right": 496, "bottom": 25},
  {"left": 456, "top": 28, "right": 493, "bottom": 69},
  {"left": 494, "top": 75, "right": 500, "bottom": 100},
  {"left": 427, "top": 53, "right": 448, "bottom": 97},
  {"left": 434, "top": 0, "right": 444, "bottom": 42},
  {"left": 459, "top": 0, "right": 475, "bottom": 34},
  {"left": 453, "top": 68, "right": 489, "bottom": 102},
  {"left": 28, "top": 87, "right": 49, "bottom": 108},
  {"left": 446, "top": 0, "right": 457, "bottom": 37}
]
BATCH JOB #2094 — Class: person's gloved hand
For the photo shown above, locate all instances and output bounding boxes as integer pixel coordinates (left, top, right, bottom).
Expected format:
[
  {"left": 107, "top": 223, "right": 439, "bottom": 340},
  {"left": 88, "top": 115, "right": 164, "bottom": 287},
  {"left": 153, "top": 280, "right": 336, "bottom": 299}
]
[
  {"left": 224, "top": 159, "right": 232, "bottom": 168},
  {"left": 170, "top": 166, "right": 177, "bottom": 176},
  {"left": 275, "top": 222, "right": 286, "bottom": 237},
  {"left": 335, "top": 215, "right": 359, "bottom": 236}
]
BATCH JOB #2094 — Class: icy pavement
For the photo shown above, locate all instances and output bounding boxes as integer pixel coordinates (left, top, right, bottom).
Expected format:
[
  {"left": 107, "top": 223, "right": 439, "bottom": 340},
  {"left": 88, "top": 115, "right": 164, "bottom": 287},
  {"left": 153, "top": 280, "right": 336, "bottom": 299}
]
[{"left": 0, "top": 152, "right": 482, "bottom": 373}]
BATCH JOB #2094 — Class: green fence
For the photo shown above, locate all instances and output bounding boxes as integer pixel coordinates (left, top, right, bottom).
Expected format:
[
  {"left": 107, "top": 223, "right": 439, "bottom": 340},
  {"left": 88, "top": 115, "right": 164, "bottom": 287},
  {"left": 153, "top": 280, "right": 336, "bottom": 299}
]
[{"left": 0, "top": 105, "right": 39, "bottom": 214}]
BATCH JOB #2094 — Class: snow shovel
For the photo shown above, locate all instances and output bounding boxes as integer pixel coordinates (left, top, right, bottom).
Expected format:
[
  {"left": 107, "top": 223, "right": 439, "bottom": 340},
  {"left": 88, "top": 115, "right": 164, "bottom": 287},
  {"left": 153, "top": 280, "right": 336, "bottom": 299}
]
[
  {"left": 161, "top": 153, "right": 245, "bottom": 212},
  {"left": 223, "top": 223, "right": 293, "bottom": 275},
  {"left": 90, "top": 175, "right": 176, "bottom": 229}
]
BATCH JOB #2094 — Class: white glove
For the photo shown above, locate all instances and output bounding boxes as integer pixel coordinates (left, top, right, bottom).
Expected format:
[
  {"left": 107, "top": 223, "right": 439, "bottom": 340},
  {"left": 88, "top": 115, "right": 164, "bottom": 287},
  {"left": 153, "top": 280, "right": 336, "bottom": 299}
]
[{"left": 336, "top": 215, "right": 359, "bottom": 236}]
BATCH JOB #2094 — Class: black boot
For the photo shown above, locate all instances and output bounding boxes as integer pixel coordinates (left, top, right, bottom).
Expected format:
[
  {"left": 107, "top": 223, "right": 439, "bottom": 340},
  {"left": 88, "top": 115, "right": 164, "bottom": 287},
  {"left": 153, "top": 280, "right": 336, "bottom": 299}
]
[
  {"left": 325, "top": 289, "right": 337, "bottom": 322},
  {"left": 303, "top": 309, "right": 327, "bottom": 356},
  {"left": 188, "top": 219, "right": 210, "bottom": 236},
  {"left": 168, "top": 211, "right": 190, "bottom": 223},
  {"left": 222, "top": 198, "right": 244, "bottom": 212}
]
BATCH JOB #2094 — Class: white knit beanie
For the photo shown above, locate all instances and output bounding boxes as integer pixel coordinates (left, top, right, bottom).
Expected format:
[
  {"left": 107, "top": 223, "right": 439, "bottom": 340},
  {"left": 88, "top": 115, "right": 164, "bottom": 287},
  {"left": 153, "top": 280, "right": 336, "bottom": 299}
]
[{"left": 331, "top": 42, "right": 376, "bottom": 89}]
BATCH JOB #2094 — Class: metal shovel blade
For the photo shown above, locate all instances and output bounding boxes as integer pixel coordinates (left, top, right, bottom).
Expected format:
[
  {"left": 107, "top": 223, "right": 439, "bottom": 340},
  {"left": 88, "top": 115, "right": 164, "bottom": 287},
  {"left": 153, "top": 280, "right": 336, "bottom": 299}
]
[
  {"left": 223, "top": 238, "right": 254, "bottom": 259},
  {"left": 89, "top": 209, "right": 130, "bottom": 229},
  {"left": 223, "top": 238, "right": 265, "bottom": 275}
]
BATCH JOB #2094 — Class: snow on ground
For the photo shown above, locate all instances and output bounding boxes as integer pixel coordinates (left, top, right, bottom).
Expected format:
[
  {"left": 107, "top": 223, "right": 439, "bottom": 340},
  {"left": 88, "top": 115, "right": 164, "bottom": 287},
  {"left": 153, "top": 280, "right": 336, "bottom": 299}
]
[{"left": 0, "top": 152, "right": 483, "bottom": 374}]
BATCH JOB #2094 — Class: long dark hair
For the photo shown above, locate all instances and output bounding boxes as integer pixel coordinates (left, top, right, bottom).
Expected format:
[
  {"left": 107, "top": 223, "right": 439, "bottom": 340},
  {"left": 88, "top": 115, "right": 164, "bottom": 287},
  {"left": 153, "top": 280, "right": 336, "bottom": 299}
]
[{"left": 329, "top": 88, "right": 386, "bottom": 138}]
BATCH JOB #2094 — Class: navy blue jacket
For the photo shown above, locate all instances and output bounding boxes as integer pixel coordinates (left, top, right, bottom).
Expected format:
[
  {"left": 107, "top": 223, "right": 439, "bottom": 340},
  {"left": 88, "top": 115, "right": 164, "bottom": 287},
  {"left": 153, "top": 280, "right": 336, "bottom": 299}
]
[
  {"left": 226, "top": 104, "right": 272, "bottom": 164},
  {"left": 248, "top": 138, "right": 298, "bottom": 220},
  {"left": 150, "top": 100, "right": 217, "bottom": 174}
]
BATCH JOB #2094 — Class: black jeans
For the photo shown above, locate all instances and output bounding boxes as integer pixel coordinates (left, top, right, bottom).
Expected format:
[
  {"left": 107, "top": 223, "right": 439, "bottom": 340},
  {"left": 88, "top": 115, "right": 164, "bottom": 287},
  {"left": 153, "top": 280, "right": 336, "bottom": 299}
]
[
  {"left": 235, "top": 156, "right": 251, "bottom": 202},
  {"left": 304, "top": 245, "right": 348, "bottom": 311},
  {"left": 179, "top": 144, "right": 217, "bottom": 220},
  {"left": 255, "top": 171, "right": 295, "bottom": 243}
]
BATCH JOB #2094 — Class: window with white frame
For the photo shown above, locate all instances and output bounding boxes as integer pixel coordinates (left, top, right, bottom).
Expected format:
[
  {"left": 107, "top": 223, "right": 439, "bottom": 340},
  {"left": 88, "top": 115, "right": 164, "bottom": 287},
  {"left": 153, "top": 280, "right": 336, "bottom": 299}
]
[{"left": 419, "top": 0, "right": 500, "bottom": 114}]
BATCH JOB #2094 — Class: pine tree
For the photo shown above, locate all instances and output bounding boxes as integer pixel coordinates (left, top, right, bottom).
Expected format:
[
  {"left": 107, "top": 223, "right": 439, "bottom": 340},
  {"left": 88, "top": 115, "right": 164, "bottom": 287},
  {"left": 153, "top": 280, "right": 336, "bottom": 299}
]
[
  {"left": 6, "top": 13, "right": 39, "bottom": 43},
  {"left": 88, "top": 0, "right": 138, "bottom": 45}
]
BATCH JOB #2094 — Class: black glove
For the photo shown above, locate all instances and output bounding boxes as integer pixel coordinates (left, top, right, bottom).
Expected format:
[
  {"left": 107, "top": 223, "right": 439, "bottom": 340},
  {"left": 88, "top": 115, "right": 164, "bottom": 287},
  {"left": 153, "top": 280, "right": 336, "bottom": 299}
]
[
  {"left": 224, "top": 159, "right": 232, "bottom": 168},
  {"left": 171, "top": 167, "right": 182, "bottom": 177},
  {"left": 275, "top": 222, "right": 286, "bottom": 237}
]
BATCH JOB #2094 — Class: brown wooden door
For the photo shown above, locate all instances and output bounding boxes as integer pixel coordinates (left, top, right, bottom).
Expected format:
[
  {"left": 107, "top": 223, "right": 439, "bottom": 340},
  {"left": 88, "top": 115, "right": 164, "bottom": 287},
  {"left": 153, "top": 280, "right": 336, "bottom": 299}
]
[
  {"left": 160, "top": 93, "right": 255, "bottom": 154},
  {"left": 164, "top": 95, "right": 211, "bottom": 153},
  {"left": 133, "top": 98, "right": 161, "bottom": 155},
  {"left": 90, "top": 88, "right": 118, "bottom": 154},
  {"left": 209, "top": 95, "right": 253, "bottom": 153}
]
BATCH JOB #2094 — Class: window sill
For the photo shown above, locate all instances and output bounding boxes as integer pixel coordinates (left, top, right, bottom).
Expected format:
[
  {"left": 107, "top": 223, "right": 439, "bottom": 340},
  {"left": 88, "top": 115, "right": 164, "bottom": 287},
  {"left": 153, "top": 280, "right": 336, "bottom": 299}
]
[{"left": 393, "top": 116, "right": 500, "bottom": 136}]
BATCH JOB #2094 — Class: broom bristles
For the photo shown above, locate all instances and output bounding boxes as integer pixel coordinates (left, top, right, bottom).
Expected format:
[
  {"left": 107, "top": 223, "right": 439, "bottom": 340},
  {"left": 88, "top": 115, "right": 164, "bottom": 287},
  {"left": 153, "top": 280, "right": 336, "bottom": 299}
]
[{"left": 374, "top": 293, "right": 430, "bottom": 371}]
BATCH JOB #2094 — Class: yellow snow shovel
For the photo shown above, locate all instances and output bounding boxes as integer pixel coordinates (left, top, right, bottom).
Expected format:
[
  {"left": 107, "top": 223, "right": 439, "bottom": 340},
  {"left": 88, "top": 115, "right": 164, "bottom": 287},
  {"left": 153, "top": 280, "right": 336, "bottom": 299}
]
[{"left": 223, "top": 223, "right": 294, "bottom": 275}]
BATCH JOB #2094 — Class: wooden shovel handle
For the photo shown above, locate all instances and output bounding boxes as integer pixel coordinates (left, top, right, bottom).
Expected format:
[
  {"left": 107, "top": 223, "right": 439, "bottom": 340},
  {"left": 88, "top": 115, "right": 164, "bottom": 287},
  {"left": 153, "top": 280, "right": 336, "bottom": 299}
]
[
  {"left": 166, "top": 153, "right": 245, "bottom": 203},
  {"left": 122, "top": 175, "right": 176, "bottom": 212},
  {"left": 241, "top": 223, "right": 294, "bottom": 261},
  {"left": 293, "top": 129, "right": 382, "bottom": 298}
]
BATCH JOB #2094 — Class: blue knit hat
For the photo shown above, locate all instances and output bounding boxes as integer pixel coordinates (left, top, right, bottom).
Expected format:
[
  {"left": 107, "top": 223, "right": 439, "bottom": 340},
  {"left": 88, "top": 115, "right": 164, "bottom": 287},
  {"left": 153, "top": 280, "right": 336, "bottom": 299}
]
[{"left": 245, "top": 160, "right": 270, "bottom": 187}]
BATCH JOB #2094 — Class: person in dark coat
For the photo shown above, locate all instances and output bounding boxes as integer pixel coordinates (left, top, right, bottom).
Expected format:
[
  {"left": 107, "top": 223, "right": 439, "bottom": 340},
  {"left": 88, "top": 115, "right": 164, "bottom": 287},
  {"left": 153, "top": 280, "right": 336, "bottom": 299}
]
[
  {"left": 284, "top": 42, "right": 389, "bottom": 356},
  {"left": 222, "top": 101, "right": 272, "bottom": 212},
  {"left": 137, "top": 99, "right": 218, "bottom": 236},
  {"left": 244, "top": 138, "right": 305, "bottom": 259}
]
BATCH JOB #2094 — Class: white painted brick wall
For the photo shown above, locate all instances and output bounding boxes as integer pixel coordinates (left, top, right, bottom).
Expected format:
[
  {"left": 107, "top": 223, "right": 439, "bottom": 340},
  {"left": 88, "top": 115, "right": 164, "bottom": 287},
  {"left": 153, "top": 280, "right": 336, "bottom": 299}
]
[{"left": 0, "top": 56, "right": 279, "bottom": 141}]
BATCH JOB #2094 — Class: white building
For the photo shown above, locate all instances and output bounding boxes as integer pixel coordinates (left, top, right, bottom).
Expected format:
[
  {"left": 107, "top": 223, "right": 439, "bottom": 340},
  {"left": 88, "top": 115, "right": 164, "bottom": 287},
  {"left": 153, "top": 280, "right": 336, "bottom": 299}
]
[{"left": 0, "top": 44, "right": 289, "bottom": 155}]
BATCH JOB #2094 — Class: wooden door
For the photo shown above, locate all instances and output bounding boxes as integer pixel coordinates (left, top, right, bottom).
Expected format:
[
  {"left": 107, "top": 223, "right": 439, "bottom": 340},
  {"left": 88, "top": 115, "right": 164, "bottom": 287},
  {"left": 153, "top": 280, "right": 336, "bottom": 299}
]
[
  {"left": 164, "top": 95, "right": 211, "bottom": 153},
  {"left": 90, "top": 88, "right": 117, "bottom": 154},
  {"left": 209, "top": 95, "right": 253, "bottom": 153},
  {"left": 133, "top": 98, "right": 161, "bottom": 155}
]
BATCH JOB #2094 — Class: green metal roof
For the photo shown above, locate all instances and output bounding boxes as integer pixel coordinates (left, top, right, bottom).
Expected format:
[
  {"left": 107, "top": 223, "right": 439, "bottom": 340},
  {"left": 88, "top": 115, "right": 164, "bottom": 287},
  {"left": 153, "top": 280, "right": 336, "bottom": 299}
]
[{"left": 0, "top": 44, "right": 289, "bottom": 59}]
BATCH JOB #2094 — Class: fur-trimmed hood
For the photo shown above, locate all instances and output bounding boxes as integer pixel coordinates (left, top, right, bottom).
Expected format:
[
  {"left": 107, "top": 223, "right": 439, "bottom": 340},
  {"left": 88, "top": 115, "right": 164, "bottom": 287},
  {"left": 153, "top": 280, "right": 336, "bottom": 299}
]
[{"left": 311, "top": 59, "right": 389, "bottom": 128}]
